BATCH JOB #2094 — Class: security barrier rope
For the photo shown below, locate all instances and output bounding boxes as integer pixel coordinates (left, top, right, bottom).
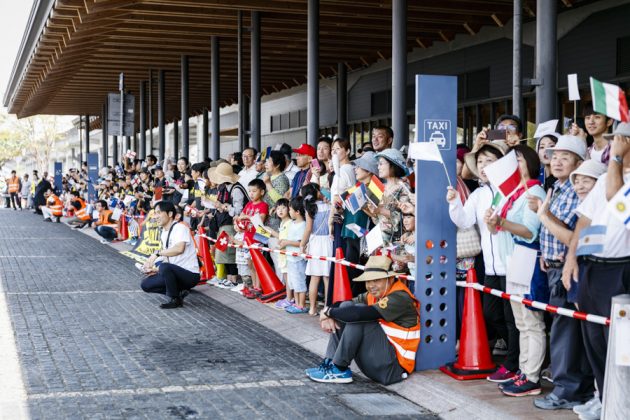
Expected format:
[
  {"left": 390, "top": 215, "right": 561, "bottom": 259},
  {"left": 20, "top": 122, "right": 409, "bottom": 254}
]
[{"left": 197, "top": 233, "right": 609, "bottom": 326}]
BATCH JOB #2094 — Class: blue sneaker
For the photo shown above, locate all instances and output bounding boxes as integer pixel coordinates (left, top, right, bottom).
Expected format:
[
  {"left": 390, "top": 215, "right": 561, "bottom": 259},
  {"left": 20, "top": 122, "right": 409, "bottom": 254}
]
[
  {"left": 307, "top": 364, "right": 353, "bottom": 384},
  {"left": 305, "top": 358, "right": 332, "bottom": 377},
  {"left": 501, "top": 374, "right": 541, "bottom": 397}
]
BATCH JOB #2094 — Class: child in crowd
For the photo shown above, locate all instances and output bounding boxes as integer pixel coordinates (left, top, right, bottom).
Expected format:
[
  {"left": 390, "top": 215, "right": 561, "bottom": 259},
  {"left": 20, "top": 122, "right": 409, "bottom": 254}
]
[
  {"left": 278, "top": 197, "right": 308, "bottom": 314},
  {"left": 301, "top": 183, "right": 331, "bottom": 316},
  {"left": 392, "top": 212, "right": 416, "bottom": 279},
  {"left": 235, "top": 178, "right": 269, "bottom": 299},
  {"left": 233, "top": 222, "right": 250, "bottom": 293},
  {"left": 265, "top": 198, "right": 294, "bottom": 309}
]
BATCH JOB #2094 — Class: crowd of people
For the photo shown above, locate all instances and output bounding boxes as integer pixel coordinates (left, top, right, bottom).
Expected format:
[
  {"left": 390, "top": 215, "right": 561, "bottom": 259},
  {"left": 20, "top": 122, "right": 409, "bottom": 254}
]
[{"left": 4, "top": 105, "right": 629, "bottom": 419}]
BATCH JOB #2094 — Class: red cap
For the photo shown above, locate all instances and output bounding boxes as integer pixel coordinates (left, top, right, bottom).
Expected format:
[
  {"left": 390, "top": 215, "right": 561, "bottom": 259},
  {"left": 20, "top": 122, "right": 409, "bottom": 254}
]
[{"left": 293, "top": 143, "right": 316, "bottom": 158}]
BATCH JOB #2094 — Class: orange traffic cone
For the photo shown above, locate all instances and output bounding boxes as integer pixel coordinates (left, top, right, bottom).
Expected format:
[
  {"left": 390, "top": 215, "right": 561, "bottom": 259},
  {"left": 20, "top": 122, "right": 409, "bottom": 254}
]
[
  {"left": 440, "top": 268, "right": 496, "bottom": 380},
  {"left": 119, "top": 210, "right": 129, "bottom": 241},
  {"left": 197, "top": 226, "right": 215, "bottom": 283},
  {"left": 137, "top": 211, "right": 145, "bottom": 235},
  {"left": 332, "top": 247, "right": 352, "bottom": 303},
  {"left": 245, "top": 237, "right": 285, "bottom": 303}
]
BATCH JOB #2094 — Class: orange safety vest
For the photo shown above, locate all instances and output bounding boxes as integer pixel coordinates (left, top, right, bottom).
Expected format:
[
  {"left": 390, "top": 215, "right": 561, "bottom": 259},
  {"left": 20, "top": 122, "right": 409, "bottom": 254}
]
[
  {"left": 47, "top": 194, "right": 63, "bottom": 217},
  {"left": 8, "top": 176, "right": 19, "bottom": 193},
  {"left": 74, "top": 197, "right": 91, "bottom": 221},
  {"left": 366, "top": 280, "right": 421, "bottom": 373},
  {"left": 97, "top": 209, "right": 118, "bottom": 229}
]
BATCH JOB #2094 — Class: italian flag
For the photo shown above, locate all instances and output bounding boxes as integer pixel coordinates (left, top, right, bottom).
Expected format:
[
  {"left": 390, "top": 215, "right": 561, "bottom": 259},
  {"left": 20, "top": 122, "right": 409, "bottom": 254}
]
[
  {"left": 590, "top": 77, "right": 629, "bottom": 122},
  {"left": 483, "top": 151, "right": 521, "bottom": 198}
]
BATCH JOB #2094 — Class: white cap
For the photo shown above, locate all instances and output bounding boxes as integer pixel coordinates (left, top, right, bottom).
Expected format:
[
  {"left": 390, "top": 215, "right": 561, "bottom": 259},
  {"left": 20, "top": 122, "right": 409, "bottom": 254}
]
[
  {"left": 545, "top": 135, "right": 587, "bottom": 160},
  {"left": 570, "top": 159, "right": 607, "bottom": 186}
]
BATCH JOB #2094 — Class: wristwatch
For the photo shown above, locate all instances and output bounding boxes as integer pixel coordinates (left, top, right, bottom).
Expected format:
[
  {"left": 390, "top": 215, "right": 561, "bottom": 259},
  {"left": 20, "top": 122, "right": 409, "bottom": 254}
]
[{"left": 612, "top": 155, "right": 623, "bottom": 165}]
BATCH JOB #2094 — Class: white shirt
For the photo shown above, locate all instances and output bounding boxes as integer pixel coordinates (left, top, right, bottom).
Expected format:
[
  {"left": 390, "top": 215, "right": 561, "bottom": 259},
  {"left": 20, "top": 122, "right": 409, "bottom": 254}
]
[
  {"left": 331, "top": 163, "right": 355, "bottom": 196},
  {"left": 238, "top": 165, "right": 258, "bottom": 188},
  {"left": 577, "top": 172, "right": 630, "bottom": 258},
  {"left": 284, "top": 161, "right": 300, "bottom": 184},
  {"left": 160, "top": 222, "right": 200, "bottom": 273},
  {"left": 449, "top": 183, "right": 506, "bottom": 276}
]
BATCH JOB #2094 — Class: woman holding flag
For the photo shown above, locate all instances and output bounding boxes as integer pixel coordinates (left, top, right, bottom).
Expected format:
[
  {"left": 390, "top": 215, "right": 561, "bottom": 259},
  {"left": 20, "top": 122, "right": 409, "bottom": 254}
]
[
  {"left": 447, "top": 141, "right": 521, "bottom": 383},
  {"left": 365, "top": 149, "right": 412, "bottom": 247},
  {"left": 484, "top": 145, "right": 548, "bottom": 397}
]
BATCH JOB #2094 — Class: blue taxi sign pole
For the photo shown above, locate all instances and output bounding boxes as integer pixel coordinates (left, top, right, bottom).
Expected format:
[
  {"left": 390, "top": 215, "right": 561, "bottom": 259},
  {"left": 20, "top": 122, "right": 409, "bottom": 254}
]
[
  {"left": 87, "top": 153, "right": 99, "bottom": 203},
  {"left": 53, "top": 162, "right": 63, "bottom": 194},
  {"left": 414, "top": 75, "right": 457, "bottom": 370}
]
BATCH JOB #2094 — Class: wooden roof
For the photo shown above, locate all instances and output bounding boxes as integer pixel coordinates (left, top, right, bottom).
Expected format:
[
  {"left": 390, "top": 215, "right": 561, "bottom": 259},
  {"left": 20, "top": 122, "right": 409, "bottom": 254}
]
[{"left": 5, "top": 0, "right": 579, "bottom": 125}]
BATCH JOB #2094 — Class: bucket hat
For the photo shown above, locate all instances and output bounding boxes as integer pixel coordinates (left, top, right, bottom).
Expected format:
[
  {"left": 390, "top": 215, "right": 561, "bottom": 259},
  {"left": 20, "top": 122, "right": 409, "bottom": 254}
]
[
  {"left": 545, "top": 135, "right": 587, "bottom": 160},
  {"left": 208, "top": 162, "right": 239, "bottom": 185},
  {"left": 353, "top": 151, "right": 379, "bottom": 175},
  {"left": 570, "top": 159, "right": 607, "bottom": 186},
  {"left": 603, "top": 122, "right": 630, "bottom": 140},
  {"left": 353, "top": 256, "right": 398, "bottom": 282},
  {"left": 375, "top": 148, "right": 408, "bottom": 176},
  {"left": 463, "top": 141, "right": 509, "bottom": 178}
]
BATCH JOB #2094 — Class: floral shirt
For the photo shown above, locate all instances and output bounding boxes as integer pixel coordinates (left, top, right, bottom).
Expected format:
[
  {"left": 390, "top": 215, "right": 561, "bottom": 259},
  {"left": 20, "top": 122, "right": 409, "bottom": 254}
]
[{"left": 372, "top": 180, "right": 411, "bottom": 246}]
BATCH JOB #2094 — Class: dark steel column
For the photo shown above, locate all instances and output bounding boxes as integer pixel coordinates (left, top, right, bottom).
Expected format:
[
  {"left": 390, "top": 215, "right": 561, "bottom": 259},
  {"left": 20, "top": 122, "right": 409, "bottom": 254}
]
[
  {"left": 475, "top": 104, "right": 482, "bottom": 134},
  {"left": 337, "top": 62, "right": 348, "bottom": 139},
  {"left": 392, "top": 0, "right": 407, "bottom": 149},
  {"left": 202, "top": 108, "right": 209, "bottom": 159},
  {"left": 307, "top": 0, "right": 319, "bottom": 147},
  {"left": 181, "top": 55, "right": 189, "bottom": 158},
  {"left": 173, "top": 119, "right": 179, "bottom": 160},
  {"left": 84, "top": 114, "right": 90, "bottom": 159},
  {"left": 250, "top": 11, "right": 261, "bottom": 151},
  {"left": 211, "top": 36, "right": 220, "bottom": 160},
  {"left": 158, "top": 69, "right": 166, "bottom": 161},
  {"left": 148, "top": 69, "right": 154, "bottom": 154},
  {"left": 101, "top": 105, "right": 108, "bottom": 167},
  {"left": 535, "top": 0, "right": 557, "bottom": 123},
  {"left": 139, "top": 80, "right": 147, "bottom": 159},
  {"left": 237, "top": 10, "right": 245, "bottom": 151},
  {"left": 112, "top": 135, "right": 118, "bottom": 166},
  {"left": 513, "top": 0, "right": 523, "bottom": 122},
  {"left": 124, "top": 136, "right": 131, "bottom": 156}
]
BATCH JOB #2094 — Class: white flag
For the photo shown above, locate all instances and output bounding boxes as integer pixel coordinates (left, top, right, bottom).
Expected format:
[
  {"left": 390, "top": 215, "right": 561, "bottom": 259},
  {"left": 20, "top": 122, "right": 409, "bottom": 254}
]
[
  {"left": 534, "top": 119, "right": 559, "bottom": 138},
  {"left": 366, "top": 224, "right": 385, "bottom": 255},
  {"left": 568, "top": 74, "right": 580, "bottom": 101},
  {"left": 409, "top": 141, "right": 443, "bottom": 163}
]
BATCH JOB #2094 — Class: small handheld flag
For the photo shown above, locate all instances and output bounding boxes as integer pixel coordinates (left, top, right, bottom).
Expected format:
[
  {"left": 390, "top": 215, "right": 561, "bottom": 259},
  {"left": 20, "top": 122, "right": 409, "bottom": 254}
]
[
  {"left": 216, "top": 230, "right": 231, "bottom": 252},
  {"left": 409, "top": 141, "right": 452, "bottom": 186},
  {"left": 366, "top": 175, "right": 385, "bottom": 206},
  {"left": 483, "top": 151, "right": 521, "bottom": 198},
  {"left": 346, "top": 223, "right": 368, "bottom": 237},
  {"left": 341, "top": 183, "right": 368, "bottom": 215},
  {"left": 590, "top": 77, "right": 629, "bottom": 122},
  {"left": 253, "top": 225, "right": 272, "bottom": 244}
]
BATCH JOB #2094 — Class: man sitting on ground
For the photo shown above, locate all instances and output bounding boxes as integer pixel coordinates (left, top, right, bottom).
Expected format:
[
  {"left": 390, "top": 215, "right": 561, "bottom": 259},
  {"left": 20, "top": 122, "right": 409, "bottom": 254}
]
[
  {"left": 93, "top": 200, "right": 119, "bottom": 243},
  {"left": 66, "top": 191, "right": 92, "bottom": 228},
  {"left": 140, "top": 201, "right": 200, "bottom": 309},
  {"left": 305, "top": 256, "right": 420, "bottom": 385},
  {"left": 40, "top": 189, "right": 63, "bottom": 223}
]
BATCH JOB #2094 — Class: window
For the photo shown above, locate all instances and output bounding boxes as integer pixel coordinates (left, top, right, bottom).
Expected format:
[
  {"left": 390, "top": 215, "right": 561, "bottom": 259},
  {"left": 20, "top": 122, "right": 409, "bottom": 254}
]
[{"left": 270, "top": 108, "right": 307, "bottom": 132}]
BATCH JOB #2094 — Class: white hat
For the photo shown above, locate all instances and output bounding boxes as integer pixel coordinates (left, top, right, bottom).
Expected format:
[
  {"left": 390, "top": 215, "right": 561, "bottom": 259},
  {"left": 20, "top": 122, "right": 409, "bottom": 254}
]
[
  {"left": 545, "top": 135, "right": 587, "bottom": 160},
  {"left": 603, "top": 122, "right": 630, "bottom": 140},
  {"left": 570, "top": 160, "right": 607, "bottom": 186}
]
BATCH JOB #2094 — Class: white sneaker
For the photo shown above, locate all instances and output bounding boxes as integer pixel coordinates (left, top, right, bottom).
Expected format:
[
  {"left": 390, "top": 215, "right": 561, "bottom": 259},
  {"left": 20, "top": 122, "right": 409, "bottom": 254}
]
[
  {"left": 231, "top": 283, "right": 244, "bottom": 293},
  {"left": 217, "top": 279, "right": 237, "bottom": 289},
  {"left": 134, "top": 263, "right": 145, "bottom": 272},
  {"left": 575, "top": 396, "right": 601, "bottom": 418},
  {"left": 99, "top": 238, "right": 110, "bottom": 244},
  {"left": 208, "top": 277, "right": 221, "bottom": 286}
]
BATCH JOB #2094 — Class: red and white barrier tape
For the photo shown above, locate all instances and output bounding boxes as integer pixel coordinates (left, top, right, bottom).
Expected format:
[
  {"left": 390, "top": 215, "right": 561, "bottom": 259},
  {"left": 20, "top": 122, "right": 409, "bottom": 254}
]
[
  {"left": 198, "top": 234, "right": 416, "bottom": 282},
  {"left": 455, "top": 280, "right": 610, "bottom": 326}
]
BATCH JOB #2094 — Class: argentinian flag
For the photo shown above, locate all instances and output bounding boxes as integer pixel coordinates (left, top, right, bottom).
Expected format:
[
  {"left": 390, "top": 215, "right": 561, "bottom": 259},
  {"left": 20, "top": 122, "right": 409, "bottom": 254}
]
[
  {"left": 576, "top": 225, "right": 606, "bottom": 256},
  {"left": 607, "top": 183, "right": 630, "bottom": 228}
]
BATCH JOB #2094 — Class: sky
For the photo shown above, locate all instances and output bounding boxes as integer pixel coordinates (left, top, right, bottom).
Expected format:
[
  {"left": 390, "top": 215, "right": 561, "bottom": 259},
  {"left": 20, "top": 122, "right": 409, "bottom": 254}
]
[{"left": 0, "top": 0, "right": 36, "bottom": 112}]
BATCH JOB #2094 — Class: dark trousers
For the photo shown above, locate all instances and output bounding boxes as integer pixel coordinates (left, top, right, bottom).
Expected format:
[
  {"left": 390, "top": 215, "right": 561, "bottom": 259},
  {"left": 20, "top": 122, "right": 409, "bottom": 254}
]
[
  {"left": 95, "top": 226, "right": 117, "bottom": 240},
  {"left": 10, "top": 192, "right": 21, "bottom": 209},
  {"left": 326, "top": 301, "right": 406, "bottom": 385},
  {"left": 343, "top": 236, "right": 365, "bottom": 296},
  {"left": 577, "top": 259, "right": 630, "bottom": 399},
  {"left": 483, "top": 275, "right": 519, "bottom": 372},
  {"left": 547, "top": 267, "right": 594, "bottom": 401},
  {"left": 141, "top": 262, "right": 200, "bottom": 298}
]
